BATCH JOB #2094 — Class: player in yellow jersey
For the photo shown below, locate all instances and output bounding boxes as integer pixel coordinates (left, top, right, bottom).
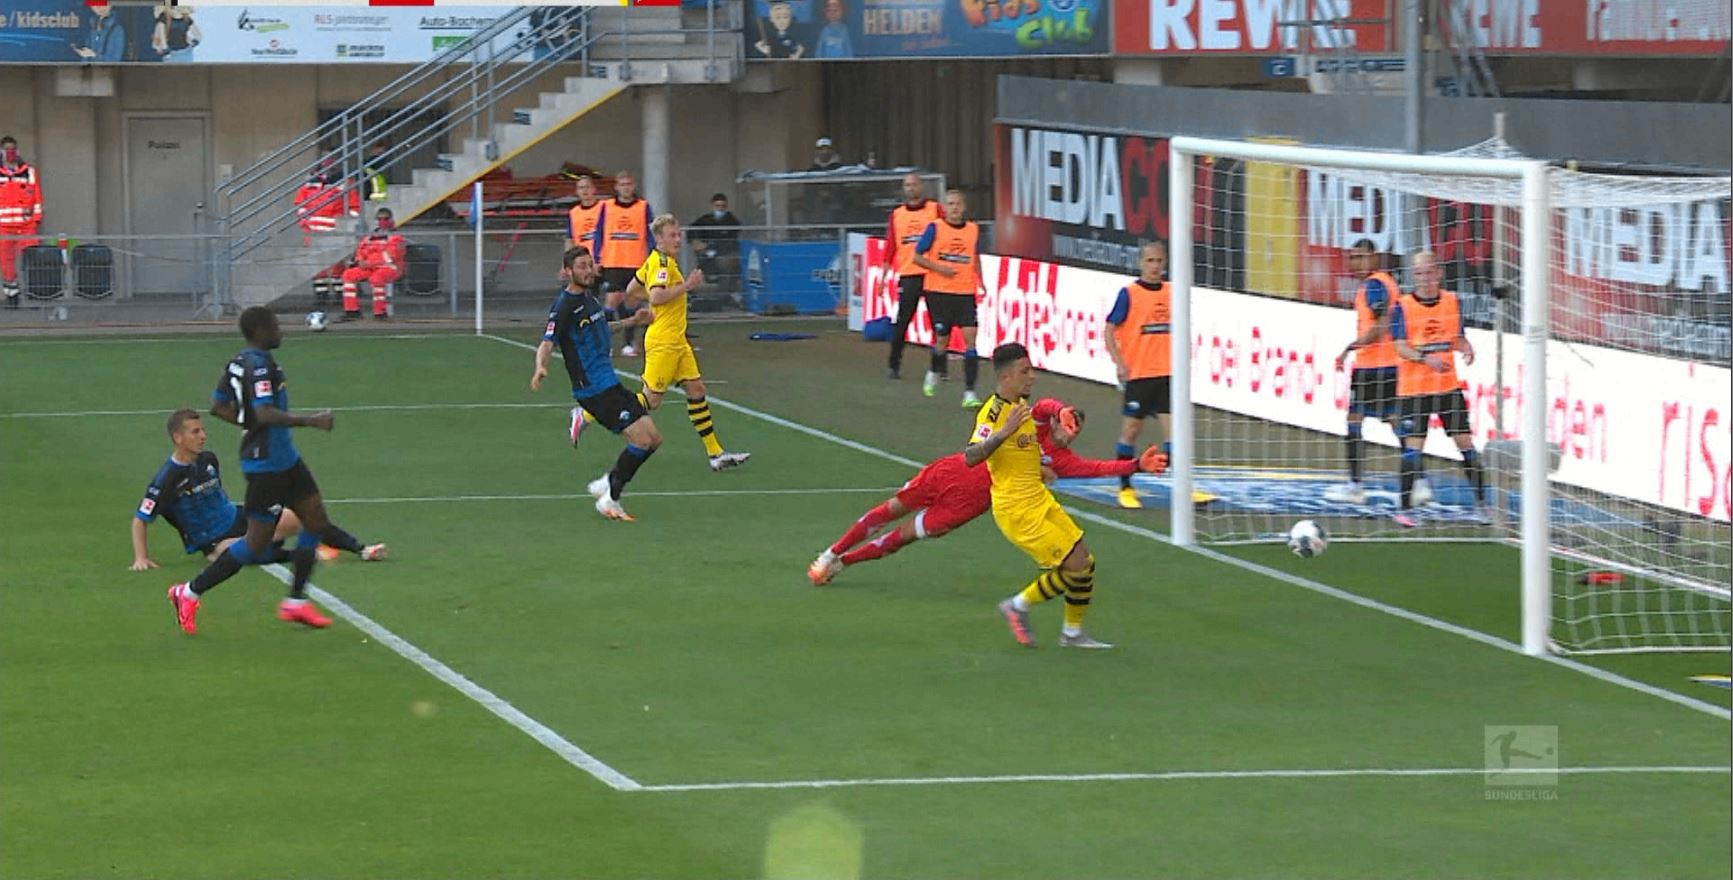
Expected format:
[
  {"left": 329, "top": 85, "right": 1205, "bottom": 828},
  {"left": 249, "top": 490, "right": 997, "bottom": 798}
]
[
  {"left": 968, "top": 342, "right": 1112, "bottom": 649},
  {"left": 617, "top": 213, "right": 750, "bottom": 472}
]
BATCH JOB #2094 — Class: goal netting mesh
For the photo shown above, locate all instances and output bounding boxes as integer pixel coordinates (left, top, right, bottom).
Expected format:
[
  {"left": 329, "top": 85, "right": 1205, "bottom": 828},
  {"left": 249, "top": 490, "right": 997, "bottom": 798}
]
[{"left": 1182, "top": 137, "right": 1729, "bottom": 654}]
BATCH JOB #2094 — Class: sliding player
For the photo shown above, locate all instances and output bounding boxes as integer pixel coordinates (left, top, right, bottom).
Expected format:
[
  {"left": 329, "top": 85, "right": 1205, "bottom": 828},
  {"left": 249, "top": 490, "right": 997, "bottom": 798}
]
[{"left": 809, "top": 400, "right": 1165, "bottom": 585}]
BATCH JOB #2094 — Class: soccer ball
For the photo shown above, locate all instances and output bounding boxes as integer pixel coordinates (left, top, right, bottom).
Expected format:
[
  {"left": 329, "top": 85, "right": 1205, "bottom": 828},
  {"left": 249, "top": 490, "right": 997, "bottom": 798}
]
[
  {"left": 306, "top": 310, "right": 328, "bottom": 332},
  {"left": 1287, "top": 520, "right": 1328, "bottom": 558}
]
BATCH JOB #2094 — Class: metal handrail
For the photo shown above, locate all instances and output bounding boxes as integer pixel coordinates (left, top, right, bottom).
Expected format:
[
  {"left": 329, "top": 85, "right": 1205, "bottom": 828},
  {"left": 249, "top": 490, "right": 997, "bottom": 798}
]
[{"left": 212, "top": 2, "right": 736, "bottom": 307}]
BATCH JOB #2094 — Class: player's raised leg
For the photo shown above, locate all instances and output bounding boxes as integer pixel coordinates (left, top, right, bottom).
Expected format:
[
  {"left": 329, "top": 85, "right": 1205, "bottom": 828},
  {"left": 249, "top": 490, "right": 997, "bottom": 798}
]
[{"left": 583, "top": 391, "right": 662, "bottom": 521}]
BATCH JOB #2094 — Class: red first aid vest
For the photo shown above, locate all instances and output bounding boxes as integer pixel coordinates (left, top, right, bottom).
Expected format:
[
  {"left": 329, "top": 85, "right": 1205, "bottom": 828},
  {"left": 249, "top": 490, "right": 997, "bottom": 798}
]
[
  {"left": 921, "top": 220, "right": 980, "bottom": 295},
  {"left": 0, "top": 162, "right": 42, "bottom": 229},
  {"left": 597, "top": 198, "right": 651, "bottom": 270},
  {"left": 1353, "top": 270, "right": 1401, "bottom": 370},
  {"left": 354, "top": 231, "right": 405, "bottom": 268},
  {"left": 887, "top": 200, "right": 940, "bottom": 276},
  {"left": 295, "top": 181, "right": 359, "bottom": 233},
  {"left": 1396, "top": 289, "right": 1464, "bottom": 397}
]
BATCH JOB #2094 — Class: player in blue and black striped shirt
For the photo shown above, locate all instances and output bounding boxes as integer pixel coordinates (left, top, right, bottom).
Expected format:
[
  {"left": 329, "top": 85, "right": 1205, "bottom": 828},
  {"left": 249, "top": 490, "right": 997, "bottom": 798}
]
[
  {"left": 130, "top": 408, "right": 305, "bottom": 570},
  {"left": 531, "top": 245, "right": 662, "bottom": 522},
  {"left": 167, "top": 307, "right": 386, "bottom": 635}
]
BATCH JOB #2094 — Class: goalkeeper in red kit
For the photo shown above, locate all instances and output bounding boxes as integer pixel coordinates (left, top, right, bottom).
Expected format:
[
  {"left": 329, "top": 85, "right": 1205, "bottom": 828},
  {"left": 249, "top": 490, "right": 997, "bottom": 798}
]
[{"left": 807, "top": 398, "right": 1168, "bottom": 585}]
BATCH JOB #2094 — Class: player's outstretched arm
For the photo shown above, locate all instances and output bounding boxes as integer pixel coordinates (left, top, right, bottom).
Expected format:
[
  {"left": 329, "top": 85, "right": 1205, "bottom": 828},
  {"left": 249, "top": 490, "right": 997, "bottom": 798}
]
[
  {"left": 252, "top": 403, "right": 334, "bottom": 431},
  {"left": 129, "top": 517, "right": 159, "bottom": 571},
  {"left": 530, "top": 340, "right": 554, "bottom": 391}
]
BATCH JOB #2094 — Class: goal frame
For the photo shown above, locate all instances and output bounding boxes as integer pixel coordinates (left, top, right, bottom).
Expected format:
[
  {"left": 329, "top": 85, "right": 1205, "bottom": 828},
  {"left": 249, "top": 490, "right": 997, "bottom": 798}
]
[{"left": 1167, "top": 137, "right": 1553, "bottom": 656}]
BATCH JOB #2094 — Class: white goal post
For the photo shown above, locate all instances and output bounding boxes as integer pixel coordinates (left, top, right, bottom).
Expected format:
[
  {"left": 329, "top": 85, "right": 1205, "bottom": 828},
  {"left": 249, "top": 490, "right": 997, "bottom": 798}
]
[{"left": 1168, "top": 137, "right": 1550, "bottom": 657}]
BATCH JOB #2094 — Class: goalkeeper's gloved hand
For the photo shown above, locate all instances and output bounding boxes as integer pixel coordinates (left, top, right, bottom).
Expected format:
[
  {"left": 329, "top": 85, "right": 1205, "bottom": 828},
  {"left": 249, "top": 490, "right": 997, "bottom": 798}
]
[
  {"left": 1138, "top": 445, "right": 1169, "bottom": 474},
  {"left": 1057, "top": 406, "right": 1084, "bottom": 436}
]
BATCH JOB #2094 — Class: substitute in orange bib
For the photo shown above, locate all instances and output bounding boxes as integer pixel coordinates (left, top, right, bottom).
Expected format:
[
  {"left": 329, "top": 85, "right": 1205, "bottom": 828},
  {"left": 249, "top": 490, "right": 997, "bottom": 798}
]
[
  {"left": 339, "top": 208, "right": 405, "bottom": 321},
  {"left": 592, "top": 171, "right": 655, "bottom": 357},
  {"left": 883, "top": 173, "right": 941, "bottom": 380},
  {"left": 0, "top": 137, "right": 43, "bottom": 309},
  {"left": 912, "top": 189, "right": 984, "bottom": 408},
  {"left": 1390, "top": 249, "right": 1484, "bottom": 524},
  {"left": 1327, "top": 239, "right": 1404, "bottom": 506},
  {"left": 1102, "top": 241, "right": 1174, "bottom": 510},
  {"left": 565, "top": 174, "right": 604, "bottom": 255}
]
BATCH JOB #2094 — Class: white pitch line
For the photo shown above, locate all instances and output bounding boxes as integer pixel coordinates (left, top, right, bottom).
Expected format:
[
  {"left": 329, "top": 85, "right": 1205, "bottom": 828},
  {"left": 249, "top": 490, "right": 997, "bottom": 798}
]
[
  {"left": 0, "top": 401, "right": 566, "bottom": 419},
  {"left": 637, "top": 765, "right": 1731, "bottom": 793},
  {"left": 480, "top": 333, "right": 1733, "bottom": 722},
  {"left": 325, "top": 487, "right": 898, "bottom": 504},
  {"left": 259, "top": 563, "right": 642, "bottom": 792},
  {"left": 0, "top": 333, "right": 462, "bottom": 347}
]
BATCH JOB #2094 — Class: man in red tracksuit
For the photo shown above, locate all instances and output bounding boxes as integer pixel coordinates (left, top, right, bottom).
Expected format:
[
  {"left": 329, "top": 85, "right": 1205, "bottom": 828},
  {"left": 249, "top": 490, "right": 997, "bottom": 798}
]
[
  {"left": 340, "top": 208, "right": 405, "bottom": 321},
  {"left": 294, "top": 159, "right": 360, "bottom": 305},
  {"left": 0, "top": 137, "right": 43, "bottom": 309}
]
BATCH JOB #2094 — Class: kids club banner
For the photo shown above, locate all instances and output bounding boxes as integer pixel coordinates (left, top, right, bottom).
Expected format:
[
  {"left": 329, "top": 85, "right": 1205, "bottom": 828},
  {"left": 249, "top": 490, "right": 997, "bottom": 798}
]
[
  {"left": 0, "top": 2, "right": 538, "bottom": 63},
  {"left": 748, "top": 0, "right": 1109, "bottom": 59}
]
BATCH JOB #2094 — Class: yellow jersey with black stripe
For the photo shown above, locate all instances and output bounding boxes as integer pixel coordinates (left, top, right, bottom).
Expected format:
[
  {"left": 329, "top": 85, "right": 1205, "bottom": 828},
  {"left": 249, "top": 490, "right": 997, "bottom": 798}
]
[
  {"left": 635, "top": 249, "right": 687, "bottom": 350},
  {"left": 970, "top": 393, "right": 1046, "bottom": 513}
]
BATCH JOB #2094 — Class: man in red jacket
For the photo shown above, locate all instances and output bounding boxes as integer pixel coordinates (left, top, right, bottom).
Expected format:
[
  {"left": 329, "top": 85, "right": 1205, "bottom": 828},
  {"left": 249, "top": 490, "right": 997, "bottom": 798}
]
[
  {"left": 294, "top": 158, "right": 360, "bottom": 306},
  {"left": 339, "top": 208, "right": 405, "bottom": 321},
  {"left": 0, "top": 137, "right": 43, "bottom": 309}
]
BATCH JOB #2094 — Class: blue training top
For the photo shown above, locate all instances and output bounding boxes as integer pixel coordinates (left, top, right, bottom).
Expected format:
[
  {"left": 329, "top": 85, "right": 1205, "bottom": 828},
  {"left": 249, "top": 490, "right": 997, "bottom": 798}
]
[{"left": 543, "top": 285, "right": 623, "bottom": 401}]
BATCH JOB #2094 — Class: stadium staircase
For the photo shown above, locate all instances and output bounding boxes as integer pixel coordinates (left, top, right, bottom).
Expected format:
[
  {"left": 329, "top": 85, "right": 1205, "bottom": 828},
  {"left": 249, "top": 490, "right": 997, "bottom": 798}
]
[{"left": 211, "top": 3, "right": 742, "bottom": 311}]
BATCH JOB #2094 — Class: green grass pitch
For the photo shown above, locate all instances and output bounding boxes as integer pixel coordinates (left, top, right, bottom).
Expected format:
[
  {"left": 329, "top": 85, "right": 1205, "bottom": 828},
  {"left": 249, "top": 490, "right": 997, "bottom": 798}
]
[{"left": 1, "top": 318, "right": 1726, "bottom": 879}]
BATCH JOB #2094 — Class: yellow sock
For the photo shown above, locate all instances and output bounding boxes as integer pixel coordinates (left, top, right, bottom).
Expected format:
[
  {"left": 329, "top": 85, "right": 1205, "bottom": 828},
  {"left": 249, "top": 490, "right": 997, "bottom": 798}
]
[
  {"left": 688, "top": 397, "right": 723, "bottom": 457},
  {"left": 1017, "top": 570, "right": 1066, "bottom": 607},
  {"left": 1059, "top": 560, "right": 1095, "bottom": 631}
]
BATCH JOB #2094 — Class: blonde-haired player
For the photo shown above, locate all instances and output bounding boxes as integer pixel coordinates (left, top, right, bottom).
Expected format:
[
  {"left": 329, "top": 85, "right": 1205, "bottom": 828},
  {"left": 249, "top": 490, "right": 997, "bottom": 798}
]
[
  {"left": 971, "top": 342, "right": 1132, "bottom": 649},
  {"left": 607, "top": 213, "right": 750, "bottom": 471}
]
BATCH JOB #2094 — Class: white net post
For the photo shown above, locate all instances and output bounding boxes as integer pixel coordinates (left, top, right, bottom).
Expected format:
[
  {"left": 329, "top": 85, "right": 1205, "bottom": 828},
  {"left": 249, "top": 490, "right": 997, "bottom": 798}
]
[
  {"left": 1518, "top": 164, "right": 1550, "bottom": 656},
  {"left": 1169, "top": 141, "right": 1197, "bottom": 547}
]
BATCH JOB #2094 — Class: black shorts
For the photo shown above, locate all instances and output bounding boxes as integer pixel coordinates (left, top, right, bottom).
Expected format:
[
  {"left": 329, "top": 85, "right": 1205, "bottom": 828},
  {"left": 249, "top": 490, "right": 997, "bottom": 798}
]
[
  {"left": 925, "top": 292, "right": 977, "bottom": 332},
  {"left": 578, "top": 384, "right": 648, "bottom": 435},
  {"left": 600, "top": 267, "right": 637, "bottom": 300},
  {"left": 1122, "top": 376, "right": 1172, "bottom": 419},
  {"left": 1401, "top": 390, "right": 1471, "bottom": 437},
  {"left": 1351, "top": 367, "right": 1400, "bottom": 419},
  {"left": 195, "top": 505, "right": 249, "bottom": 556},
  {"left": 243, "top": 459, "right": 320, "bottom": 521}
]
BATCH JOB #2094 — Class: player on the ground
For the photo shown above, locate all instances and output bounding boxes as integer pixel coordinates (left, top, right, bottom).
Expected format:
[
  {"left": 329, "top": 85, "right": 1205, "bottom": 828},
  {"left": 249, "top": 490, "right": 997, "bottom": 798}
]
[
  {"left": 883, "top": 173, "right": 941, "bottom": 380},
  {"left": 1102, "top": 240, "right": 1176, "bottom": 510},
  {"left": 1327, "top": 238, "right": 1406, "bottom": 505},
  {"left": 591, "top": 170, "right": 654, "bottom": 357},
  {"left": 911, "top": 189, "right": 985, "bottom": 407},
  {"left": 131, "top": 408, "right": 304, "bottom": 569},
  {"left": 971, "top": 343, "right": 1112, "bottom": 649},
  {"left": 616, "top": 214, "right": 750, "bottom": 472},
  {"left": 166, "top": 307, "right": 387, "bottom": 635},
  {"left": 1391, "top": 249, "right": 1485, "bottom": 525},
  {"left": 808, "top": 399, "right": 1165, "bottom": 585},
  {"left": 533, "top": 246, "right": 663, "bottom": 521}
]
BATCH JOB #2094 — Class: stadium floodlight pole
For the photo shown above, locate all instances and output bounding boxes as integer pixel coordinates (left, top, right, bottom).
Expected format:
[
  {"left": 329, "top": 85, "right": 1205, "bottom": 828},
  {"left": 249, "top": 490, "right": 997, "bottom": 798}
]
[
  {"left": 473, "top": 180, "right": 484, "bottom": 336},
  {"left": 1167, "top": 142, "right": 1196, "bottom": 547},
  {"left": 1519, "top": 163, "right": 1551, "bottom": 656}
]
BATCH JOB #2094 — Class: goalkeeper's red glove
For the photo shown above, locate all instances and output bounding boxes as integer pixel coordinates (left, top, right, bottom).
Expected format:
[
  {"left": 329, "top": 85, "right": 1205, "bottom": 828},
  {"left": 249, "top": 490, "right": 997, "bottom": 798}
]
[{"left": 1138, "top": 445, "right": 1169, "bottom": 474}]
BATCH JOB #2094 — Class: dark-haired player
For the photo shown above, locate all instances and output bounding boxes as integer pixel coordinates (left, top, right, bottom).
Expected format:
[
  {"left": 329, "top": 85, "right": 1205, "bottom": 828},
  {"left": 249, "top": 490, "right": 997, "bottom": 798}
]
[
  {"left": 808, "top": 400, "right": 1165, "bottom": 584},
  {"left": 971, "top": 344, "right": 1118, "bottom": 649},
  {"left": 166, "top": 307, "right": 387, "bottom": 635},
  {"left": 532, "top": 245, "right": 662, "bottom": 521}
]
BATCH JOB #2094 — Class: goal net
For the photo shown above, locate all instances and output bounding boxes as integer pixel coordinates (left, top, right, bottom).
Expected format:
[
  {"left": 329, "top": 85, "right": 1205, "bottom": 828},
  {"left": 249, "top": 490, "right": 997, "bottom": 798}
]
[{"left": 1169, "top": 136, "right": 1730, "bottom": 655}]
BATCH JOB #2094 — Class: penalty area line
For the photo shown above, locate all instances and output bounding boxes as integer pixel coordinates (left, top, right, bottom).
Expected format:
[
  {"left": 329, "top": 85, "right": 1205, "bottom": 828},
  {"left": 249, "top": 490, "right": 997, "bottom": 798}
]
[
  {"left": 479, "top": 332, "right": 1733, "bottom": 723},
  {"left": 324, "top": 487, "right": 900, "bottom": 504},
  {"left": 259, "top": 564, "right": 642, "bottom": 792},
  {"left": 636, "top": 764, "right": 1732, "bottom": 793}
]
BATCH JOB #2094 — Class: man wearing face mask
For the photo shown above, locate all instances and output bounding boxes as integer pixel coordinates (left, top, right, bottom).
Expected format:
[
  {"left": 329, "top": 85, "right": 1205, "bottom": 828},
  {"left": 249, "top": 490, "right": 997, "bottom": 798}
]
[
  {"left": 687, "top": 193, "right": 741, "bottom": 285},
  {"left": 338, "top": 208, "right": 405, "bottom": 321},
  {"left": 0, "top": 137, "right": 43, "bottom": 309}
]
